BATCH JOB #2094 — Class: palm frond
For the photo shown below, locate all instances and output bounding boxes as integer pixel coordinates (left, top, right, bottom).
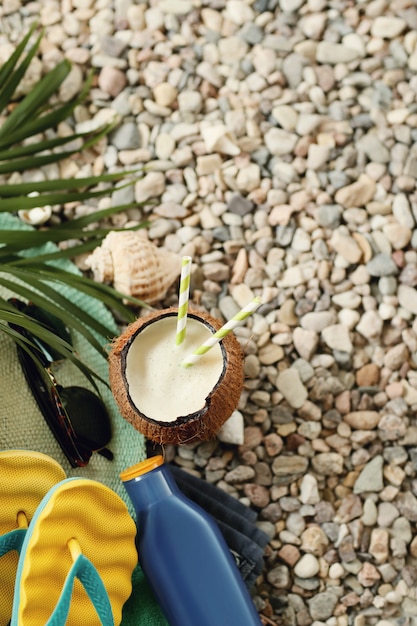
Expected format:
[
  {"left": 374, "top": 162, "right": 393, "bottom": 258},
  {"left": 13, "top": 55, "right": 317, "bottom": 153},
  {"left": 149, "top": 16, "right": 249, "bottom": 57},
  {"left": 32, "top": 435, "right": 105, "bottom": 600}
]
[
  {"left": 0, "top": 171, "right": 141, "bottom": 197},
  {"left": 0, "top": 25, "right": 150, "bottom": 386},
  {"left": 0, "top": 23, "right": 43, "bottom": 117},
  {"left": 0, "top": 120, "right": 117, "bottom": 175},
  {"left": 0, "top": 309, "right": 108, "bottom": 390}
]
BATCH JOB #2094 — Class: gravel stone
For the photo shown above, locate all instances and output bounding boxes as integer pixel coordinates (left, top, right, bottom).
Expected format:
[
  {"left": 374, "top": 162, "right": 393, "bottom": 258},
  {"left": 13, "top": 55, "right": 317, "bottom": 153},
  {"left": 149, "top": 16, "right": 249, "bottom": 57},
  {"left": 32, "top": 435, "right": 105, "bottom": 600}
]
[
  {"left": 308, "top": 591, "right": 339, "bottom": 620},
  {"left": 98, "top": 66, "right": 127, "bottom": 97},
  {"left": 275, "top": 368, "right": 308, "bottom": 409},
  {"left": 353, "top": 455, "right": 385, "bottom": 494},
  {"left": 110, "top": 122, "right": 141, "bottom": 150},
  {"left": 294, "top": 553, "right": 320, "bottom": 579},
  {"left": 366, "top": 254, "right": 399, "bottom": 277}
]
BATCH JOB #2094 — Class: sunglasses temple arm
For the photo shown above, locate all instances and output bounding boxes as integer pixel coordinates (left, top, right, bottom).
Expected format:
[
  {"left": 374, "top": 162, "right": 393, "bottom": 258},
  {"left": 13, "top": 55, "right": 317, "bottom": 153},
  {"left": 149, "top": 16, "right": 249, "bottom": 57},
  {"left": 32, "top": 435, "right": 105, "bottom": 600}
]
[
  {"left": 97, "top": 447, "right": 114, "bottom": 461},
  {"left": 16, "top": 348, "right": 89, "bottom": 468}
]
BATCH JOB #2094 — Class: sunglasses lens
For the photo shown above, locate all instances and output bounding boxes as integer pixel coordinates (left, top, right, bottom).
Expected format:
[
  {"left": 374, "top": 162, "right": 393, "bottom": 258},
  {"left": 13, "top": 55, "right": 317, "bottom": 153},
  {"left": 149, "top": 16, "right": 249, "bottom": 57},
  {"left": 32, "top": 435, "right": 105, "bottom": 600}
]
[{"left": 58, "top": 386, "right": 112, "bottom": 452}]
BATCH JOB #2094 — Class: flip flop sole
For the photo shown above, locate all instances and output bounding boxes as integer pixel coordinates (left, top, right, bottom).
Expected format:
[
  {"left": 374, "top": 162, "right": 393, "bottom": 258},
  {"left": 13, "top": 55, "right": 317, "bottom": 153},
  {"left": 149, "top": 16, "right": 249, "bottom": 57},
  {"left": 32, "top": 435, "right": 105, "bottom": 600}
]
[
  {"left": 0, "top": 450, "right": 66, "bottom": 626},
  {"left": 12, "top": 477, "right": 137, "bottom": 626}
]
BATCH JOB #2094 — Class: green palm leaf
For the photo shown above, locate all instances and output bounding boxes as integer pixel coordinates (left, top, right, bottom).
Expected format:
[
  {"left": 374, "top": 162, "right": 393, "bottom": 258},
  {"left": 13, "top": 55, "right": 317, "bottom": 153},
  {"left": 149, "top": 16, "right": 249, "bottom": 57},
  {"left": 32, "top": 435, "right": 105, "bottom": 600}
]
[
  {"left": 0, "top": 24, "right": 43, "bottom": 118},
  {"left": 0, "top": 308, "right": 107, "bottom": 390},
  {"left": 0, "top": 171, "right": 141, "bottom": 196},
  {"left": 0, "top": 122, "right": 116, "bottom": 174},
  {"left": 0, "top": 25, "right": 150, "bottom": 387}
]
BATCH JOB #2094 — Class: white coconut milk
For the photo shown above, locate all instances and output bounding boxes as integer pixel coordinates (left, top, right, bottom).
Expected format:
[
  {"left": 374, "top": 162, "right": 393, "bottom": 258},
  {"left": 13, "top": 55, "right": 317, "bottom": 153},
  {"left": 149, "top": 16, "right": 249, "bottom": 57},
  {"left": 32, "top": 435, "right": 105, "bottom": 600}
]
[{"left": 125, "top": 316, "right": 224, "bottom": 422}]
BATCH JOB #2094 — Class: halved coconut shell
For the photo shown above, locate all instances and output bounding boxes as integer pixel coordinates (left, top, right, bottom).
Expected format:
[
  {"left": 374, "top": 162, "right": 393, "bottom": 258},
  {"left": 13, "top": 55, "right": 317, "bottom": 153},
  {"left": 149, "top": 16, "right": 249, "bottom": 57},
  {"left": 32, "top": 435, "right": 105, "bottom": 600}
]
[{"left": 109, "top": 307, "right": 245, "bottom": 445}]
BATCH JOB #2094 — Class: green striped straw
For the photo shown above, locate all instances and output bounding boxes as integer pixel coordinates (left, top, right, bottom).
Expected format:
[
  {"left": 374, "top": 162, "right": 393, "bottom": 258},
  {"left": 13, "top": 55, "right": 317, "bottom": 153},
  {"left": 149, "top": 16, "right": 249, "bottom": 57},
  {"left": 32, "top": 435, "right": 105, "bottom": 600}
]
[
  {"left": 176, "top": 256, "right": 192, "bottom": 345},
  {"left": 182, "top": 296, "right": 263, "bottom": 367}
]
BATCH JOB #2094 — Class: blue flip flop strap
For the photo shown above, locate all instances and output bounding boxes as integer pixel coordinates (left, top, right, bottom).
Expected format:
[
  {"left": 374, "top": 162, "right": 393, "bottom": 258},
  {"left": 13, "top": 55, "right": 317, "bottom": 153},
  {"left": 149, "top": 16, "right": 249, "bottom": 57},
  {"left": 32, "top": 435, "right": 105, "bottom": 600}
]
[
  {"left": 45, "top": 553, "right": 114, "bottom": 626},
  {"left": 0, "top": 528, "right": 26, "bottom": 556}
]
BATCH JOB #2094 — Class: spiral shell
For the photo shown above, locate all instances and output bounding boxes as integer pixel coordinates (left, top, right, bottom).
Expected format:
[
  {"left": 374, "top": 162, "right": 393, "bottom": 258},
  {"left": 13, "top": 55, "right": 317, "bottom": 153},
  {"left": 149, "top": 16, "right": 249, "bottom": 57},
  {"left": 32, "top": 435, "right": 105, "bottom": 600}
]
[{"left": 85, "top": 231, "right": 182, "bottom": 304}]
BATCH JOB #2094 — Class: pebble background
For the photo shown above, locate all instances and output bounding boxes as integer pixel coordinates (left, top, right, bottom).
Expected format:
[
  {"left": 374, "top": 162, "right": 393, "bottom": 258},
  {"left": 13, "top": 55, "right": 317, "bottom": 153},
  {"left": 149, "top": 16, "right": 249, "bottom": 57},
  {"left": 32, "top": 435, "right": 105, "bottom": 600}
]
[{"left": 2, "top": 0, "right": 417, "bottom": 624}]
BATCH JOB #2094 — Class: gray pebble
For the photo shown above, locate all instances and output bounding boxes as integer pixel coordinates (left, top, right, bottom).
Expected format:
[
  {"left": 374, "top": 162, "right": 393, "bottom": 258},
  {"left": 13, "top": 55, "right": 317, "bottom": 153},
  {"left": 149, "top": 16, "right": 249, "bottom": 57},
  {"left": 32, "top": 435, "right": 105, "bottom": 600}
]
[
  {"left": 228, "top": 194, "right": 254, "bottom": 216},
  {"left": 366, "top": 253, "right": 399, "bottom": 277},
  {"left": 308, "top": 592, "right": 339, "bottom": 621},
  {"left": 353, "top": 455, "right": 384, "bottom": 494},
  {"left": 317, "top": 204, "right": 343, "bottom": 228},
  {"left": 110, "top": 122, "right": 141, "bottom": 150}
]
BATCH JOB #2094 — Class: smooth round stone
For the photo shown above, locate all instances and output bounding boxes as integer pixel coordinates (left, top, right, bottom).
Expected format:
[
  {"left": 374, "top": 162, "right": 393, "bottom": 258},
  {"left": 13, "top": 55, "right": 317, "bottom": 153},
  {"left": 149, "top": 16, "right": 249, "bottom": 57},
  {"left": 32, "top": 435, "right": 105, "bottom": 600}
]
[
  {"left": 153, "top": 82, "right": 178, "bottom": 107},
  {"left": 135, "top": 172, "right": 165, "bottom": 203},
  {"left": 258, "top": 344, "right": 284, "bottom": 365},
  {"left": 370, "top": 16, "right": 407, "bottom": 39},
  {"left": 378, "top": 276, "right": 397, "bottom": 295},
  {"left": 332, "top": 291, "right": 362, "bottom": 309},
  {"left": 276, "top": 369, "right": 308, "bottom": 409},
  {"left": 316, "top": 41, "right": 361, "bottom": 64},
  {"left": 155, "top": 133, "right": 176, "bottom": 159},
  {"left": 217, "top": 411, "right": 244, "bottom": 445},
  {"left": 264, "top": 128, "right": 298, "bottom": 156},
  {"left": 361, "top": 498, "right": 378, "bottom": 526},
  {"left": 111, "top": 122, "right": 141, "bottom": 150},
  {"left": 98, "top": 66, "right": 127, "bottom": 97},
  {"left": 301, "top": 311, "right": 337, "bottom": 332},
  {"left": 294, "top": 554, "right": 320, "bottom": 579},
  {"left": 398, "top": 284, "right": 417, "bottom": 315},
  {"left": 328, "top": 563, "right": 345, "bottom": 579}
]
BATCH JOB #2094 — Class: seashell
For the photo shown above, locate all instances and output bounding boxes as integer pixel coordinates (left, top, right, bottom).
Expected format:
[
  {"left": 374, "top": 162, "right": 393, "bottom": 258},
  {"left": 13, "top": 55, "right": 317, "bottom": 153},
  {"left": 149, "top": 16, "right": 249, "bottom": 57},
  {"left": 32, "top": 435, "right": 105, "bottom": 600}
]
[{"left": 85, "top": 231, "right": 182, "bottom": 304}]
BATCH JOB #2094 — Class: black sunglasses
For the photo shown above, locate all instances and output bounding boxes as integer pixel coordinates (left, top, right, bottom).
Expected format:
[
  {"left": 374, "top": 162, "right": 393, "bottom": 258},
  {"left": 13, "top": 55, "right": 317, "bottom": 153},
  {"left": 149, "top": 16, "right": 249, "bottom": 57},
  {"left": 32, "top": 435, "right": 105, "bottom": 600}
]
[{"left": 8, "top": 298, "right": 113, "bottom": 468}]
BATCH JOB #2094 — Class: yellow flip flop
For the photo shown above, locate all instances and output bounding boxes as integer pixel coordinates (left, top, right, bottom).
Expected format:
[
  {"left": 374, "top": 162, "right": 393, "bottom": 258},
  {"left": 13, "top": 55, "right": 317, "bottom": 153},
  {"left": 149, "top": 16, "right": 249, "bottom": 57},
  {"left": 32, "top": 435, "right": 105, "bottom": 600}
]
[
  {"left": 11, "top": 477, "right": 138, "bottom": 626},
  {"left": 0, "top": 450, "right": 67, "bottom": 626}
]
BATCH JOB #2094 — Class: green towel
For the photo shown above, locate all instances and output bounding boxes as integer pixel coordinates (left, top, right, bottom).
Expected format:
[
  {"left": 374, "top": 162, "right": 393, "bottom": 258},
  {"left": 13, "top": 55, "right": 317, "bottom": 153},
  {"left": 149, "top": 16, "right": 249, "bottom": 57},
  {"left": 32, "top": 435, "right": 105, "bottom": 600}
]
[
  {"left": 122, "top": 567, "right": 168, "bottom": 625},
  {"left": 0, "top": 213, "right": 168, "bottom": 626}
]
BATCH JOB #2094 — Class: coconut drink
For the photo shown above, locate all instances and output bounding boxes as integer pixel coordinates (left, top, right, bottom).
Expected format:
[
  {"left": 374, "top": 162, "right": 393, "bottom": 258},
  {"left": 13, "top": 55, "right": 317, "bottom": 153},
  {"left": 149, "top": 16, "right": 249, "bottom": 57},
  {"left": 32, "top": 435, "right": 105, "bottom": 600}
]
[
  {"left": 109, "top": 255, "right": 262, "bottom": 445},
  {"left": 109, "top": 307, "right": 245, "bottom": 445}
]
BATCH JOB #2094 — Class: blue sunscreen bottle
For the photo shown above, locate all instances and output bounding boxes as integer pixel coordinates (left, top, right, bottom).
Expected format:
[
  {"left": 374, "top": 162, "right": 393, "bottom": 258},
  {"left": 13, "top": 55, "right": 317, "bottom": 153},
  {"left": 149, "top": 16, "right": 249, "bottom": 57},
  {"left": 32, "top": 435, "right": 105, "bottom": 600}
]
[{"left": 121, "top": 455, "right": 263, "bottom": 626}]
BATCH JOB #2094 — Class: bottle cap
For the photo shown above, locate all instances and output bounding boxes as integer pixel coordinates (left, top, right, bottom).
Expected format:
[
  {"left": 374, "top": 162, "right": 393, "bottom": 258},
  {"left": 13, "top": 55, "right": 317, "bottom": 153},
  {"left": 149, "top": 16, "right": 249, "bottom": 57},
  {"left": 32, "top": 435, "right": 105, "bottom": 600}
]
[{"left": 120, "top": 455, "right": 164, "bottom": 482}]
